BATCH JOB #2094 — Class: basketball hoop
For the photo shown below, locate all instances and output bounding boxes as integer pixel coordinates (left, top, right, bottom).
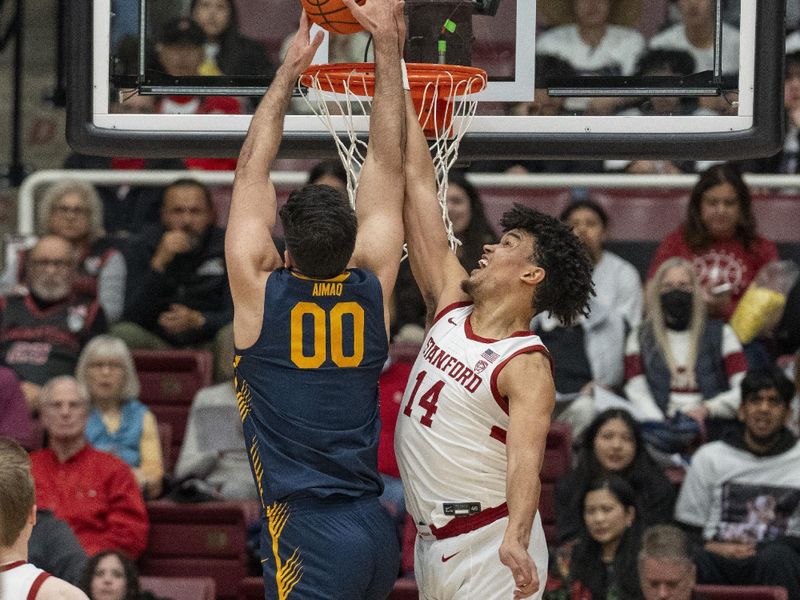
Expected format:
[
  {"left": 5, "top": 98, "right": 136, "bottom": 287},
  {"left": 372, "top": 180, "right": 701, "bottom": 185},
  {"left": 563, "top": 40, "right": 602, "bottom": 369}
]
[{"left": 298, "top": 62, "right": 487, "bottom": 251}]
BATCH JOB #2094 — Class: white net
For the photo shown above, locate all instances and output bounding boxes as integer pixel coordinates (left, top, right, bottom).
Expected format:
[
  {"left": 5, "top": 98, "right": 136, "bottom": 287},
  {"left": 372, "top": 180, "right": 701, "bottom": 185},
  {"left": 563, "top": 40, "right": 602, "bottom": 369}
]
[{"left": 298, "top": 64, "right": 486, "bottom": 252}]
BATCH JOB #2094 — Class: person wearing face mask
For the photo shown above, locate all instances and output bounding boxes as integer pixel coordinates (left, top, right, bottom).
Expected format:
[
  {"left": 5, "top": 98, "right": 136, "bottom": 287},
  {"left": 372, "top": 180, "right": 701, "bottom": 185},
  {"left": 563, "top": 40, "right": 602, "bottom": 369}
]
[
  {"left": 648, "top": 163, "right": 779, "bottom": 323},
  {"left": 624, "top": 258, "right": 748, "bottom": 457}
]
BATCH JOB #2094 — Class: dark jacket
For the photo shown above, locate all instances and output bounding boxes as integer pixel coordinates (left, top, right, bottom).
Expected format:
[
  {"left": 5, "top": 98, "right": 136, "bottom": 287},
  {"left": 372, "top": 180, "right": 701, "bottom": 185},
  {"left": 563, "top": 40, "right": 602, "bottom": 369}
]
[
  {"left": 122, "top": 224, "right": 232, "bottom": 345},
  {"left": 29, "top": 509, "right": 88, "bottom": 586}
]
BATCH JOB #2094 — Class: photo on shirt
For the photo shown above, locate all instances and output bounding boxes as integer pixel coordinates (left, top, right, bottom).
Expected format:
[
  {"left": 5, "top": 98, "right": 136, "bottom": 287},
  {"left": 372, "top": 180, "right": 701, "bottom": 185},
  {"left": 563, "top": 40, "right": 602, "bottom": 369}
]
[{"left": 716, "top": 482, "right": 800, "bottom": 543}]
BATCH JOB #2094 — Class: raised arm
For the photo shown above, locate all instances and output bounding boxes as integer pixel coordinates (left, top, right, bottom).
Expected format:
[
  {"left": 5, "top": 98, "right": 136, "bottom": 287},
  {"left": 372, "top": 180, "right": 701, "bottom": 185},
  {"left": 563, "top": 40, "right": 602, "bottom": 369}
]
[
  {"left": 497, "top": 351, "right": 554, "bottom": 599},
  {"left": 402, "top": 88, "right": 469, "bottom": 324},
  {"left": 226, "top": 13, "right": 323, "bottom": 348},
  {"left": 346, "top": 0, "right": 406, "bottom": 314}
]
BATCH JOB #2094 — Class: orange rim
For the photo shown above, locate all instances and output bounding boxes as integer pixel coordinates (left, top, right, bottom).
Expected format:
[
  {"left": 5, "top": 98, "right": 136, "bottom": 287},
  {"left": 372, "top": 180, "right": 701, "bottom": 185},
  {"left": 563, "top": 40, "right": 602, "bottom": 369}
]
[
  {"left": 300, "top": 62, "right": 487, "bottom": 99},
  {"left": 300, "top": 62, "right": 486, "bottom": 137}
]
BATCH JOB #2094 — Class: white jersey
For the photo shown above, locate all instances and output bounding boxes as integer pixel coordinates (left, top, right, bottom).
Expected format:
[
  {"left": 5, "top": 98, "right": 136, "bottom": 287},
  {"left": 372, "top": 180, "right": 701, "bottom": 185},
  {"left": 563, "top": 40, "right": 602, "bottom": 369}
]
[
  {"left": 395, "top": 303, "right": 550, "bottom": 538},
  {"left": 0, "top": 561, "right": 50, "bottom": 600}
]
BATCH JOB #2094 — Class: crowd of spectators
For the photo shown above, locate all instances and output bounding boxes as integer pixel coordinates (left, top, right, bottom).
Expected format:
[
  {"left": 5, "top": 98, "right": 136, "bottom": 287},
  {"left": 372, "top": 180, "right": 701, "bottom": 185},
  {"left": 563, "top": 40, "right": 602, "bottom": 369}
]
[{"left": 2, "top": 1, "right": 800, "bottom": 598}]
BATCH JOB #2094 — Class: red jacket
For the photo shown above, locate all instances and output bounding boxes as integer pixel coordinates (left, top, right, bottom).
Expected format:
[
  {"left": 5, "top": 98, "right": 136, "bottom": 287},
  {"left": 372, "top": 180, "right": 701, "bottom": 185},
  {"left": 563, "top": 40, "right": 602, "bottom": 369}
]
[
  {"left": 648, "top": 226, "right": 779, "bottom": 321},
  {"left": 30, "top": 444, "right": 149, "bottom": 558},
  {"left": 378, "top": 360, "right": 413, "bottom": 478}
]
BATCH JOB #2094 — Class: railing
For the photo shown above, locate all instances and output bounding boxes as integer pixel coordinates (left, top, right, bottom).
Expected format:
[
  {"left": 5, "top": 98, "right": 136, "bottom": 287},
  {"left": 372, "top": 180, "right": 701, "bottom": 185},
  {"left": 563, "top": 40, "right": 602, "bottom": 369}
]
[{"left": 17, "top": 169, "right": 800, "bottom": 236}]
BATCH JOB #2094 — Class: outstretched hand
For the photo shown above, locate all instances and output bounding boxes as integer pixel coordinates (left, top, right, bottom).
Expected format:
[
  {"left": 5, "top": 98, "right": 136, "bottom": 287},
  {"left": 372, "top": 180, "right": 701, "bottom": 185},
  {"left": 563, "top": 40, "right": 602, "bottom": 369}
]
[
  {"left": 283, "top": 11, "right": 325, "bottom": 79},
  {"left": 341, "top": 0, "right": 404, "bottom": 40},
  {"left": 499, "top": 538, "right": 539, "bottom": 599}
]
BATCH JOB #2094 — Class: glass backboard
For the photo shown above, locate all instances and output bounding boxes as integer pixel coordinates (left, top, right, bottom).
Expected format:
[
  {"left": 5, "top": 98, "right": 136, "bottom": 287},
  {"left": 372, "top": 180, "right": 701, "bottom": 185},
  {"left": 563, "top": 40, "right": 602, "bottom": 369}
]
[{"left": 67, "top": 0, "right": 785, "bottom": 161}]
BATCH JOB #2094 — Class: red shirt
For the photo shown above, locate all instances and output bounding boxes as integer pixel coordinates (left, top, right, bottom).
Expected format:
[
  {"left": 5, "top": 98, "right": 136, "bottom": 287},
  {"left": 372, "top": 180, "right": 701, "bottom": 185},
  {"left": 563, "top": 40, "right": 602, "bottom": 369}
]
[
  {"left": 378, "top": 360, "right": 413, "bottom": 478},
  {"left": 648, "top": 226, "right": 779, "bottom": 320},
  {"left": 30, "top": 445, "right": 149, "bottom": 558}
]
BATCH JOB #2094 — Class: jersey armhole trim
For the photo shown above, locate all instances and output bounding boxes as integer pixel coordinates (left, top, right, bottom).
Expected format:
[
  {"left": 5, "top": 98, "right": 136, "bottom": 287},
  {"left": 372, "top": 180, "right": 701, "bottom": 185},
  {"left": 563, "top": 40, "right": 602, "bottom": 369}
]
[
  {"left": 28, "top": 571, "right": 51, "bottom": 600},
  {"left": 490, "top": 345, "right": 552, "bottom": 415}
]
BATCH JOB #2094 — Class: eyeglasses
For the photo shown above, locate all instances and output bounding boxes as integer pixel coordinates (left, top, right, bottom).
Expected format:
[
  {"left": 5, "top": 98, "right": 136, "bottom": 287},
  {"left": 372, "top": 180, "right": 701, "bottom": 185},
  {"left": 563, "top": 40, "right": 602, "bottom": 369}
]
[
  {"left": 52, "top": 204, "right": 90, "bottom": 216},
  {"left": 28, "top": 258, "right": 74, "bottom": 269},
  {"left": 87, "top": 361, "right": 125, "bottom": 371}
]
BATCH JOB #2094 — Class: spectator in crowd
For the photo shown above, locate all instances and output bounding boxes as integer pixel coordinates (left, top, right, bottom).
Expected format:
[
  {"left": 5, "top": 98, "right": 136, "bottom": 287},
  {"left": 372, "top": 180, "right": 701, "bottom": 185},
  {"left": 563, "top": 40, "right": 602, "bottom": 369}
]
[
  {"left": 554, "top": 475, "right": 644, "bottom": 600},
  {"left": 77, "top": 335, "right": 164, "bottom": 499},
  {"left": 30, "top": 376, "right": 149, "bottom": 559},
  {"left": 561, "top": 199, "right": 643, "bottom": 327},
  {"left": 115, "top": 179, "right": 233, "bottom": 381},
  {"left": 739, "top": 50, "right": 800, "bottom": 175},
  {"left": 34, "top": 181, "right": 126, "bottom": 323},
  {"left": 537, "top": 0, "right": 645, "bottom": 113},
  {"left": 0, "top": 366, "right": 37, "bottom": 449},
  {"left": 190, "top": 0, "right": 275, "bottom": 79},
  {"left": 152, "top": 17, "right": 239, "bottom": 170},
  {"left": 0, "top": 235, "right": 107, "bottom": 411},
  {"left": 650, "top": 0, "right": 739, "bottom": 76},
  {"left": 471, "top": 55, "right": 604, "bottom": 174},
  {"left": 307, "top": 159, "right": 349, "bottom": 196},
  {"left": 63, "top": 95, "right": 185, "bottom": 238},
  {"left": 173, "top": 349, "right": 257, "bottom": 501},
  {"left": 0, "top": 437, "right": 89, "bottom": 600},
  {"left": 648, "top": 164, "right": 779, "bottom": 325},
  {"left": 625, "top": 258, "right": 747, "bottom": 456},
  {"left": 605, "top": 49, "right": 719, "bottom": 174},
  {"left": 81, "top": 550, "right": 147, "bottom": 600},
  {"left": 534, "top": 297, "right": 627, "bottom": 437},
  {"left": 638, "top": 525, "right": 696, "bottom": 600},
  {"left": 29, "top": 508, "right": 89, "bottom": 587},
  {"left": 674, "top": 367, "right": 800, "bottom": 597},
  {"left": 556, "top": 409, "right": 675, "bottom": 546},
  {"left": 376, "top": 356, "right": 413, "bottom": 533},
  {"left": 446, "top": 171, "right": 498, "bottom": 271}
]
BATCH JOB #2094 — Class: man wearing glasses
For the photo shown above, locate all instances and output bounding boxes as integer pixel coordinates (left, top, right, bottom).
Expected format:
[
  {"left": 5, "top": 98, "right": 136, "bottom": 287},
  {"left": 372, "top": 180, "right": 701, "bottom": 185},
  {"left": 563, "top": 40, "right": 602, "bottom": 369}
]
[{"left": 0, "top": 235, "right": 107, "bottom": 411}]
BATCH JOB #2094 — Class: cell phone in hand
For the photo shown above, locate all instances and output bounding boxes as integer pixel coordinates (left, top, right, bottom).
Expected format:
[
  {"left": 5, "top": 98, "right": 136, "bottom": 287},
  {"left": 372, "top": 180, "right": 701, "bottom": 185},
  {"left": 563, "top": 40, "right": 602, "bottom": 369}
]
[{"left": 710, "top": 282, "right": 732, "bottom": 296}]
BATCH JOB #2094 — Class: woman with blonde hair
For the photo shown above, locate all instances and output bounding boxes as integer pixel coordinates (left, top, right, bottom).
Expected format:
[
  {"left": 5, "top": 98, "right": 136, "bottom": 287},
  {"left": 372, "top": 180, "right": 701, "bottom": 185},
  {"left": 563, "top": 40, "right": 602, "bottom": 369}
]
[
  {"left": 35, "top": 180, "right": 126, "bottom": 323},
  {"left": 76, "top": 335, "right": 163, "bottom": 498},
  {"left": 624, "top": 258, "right": 748, "bottom": 455}
]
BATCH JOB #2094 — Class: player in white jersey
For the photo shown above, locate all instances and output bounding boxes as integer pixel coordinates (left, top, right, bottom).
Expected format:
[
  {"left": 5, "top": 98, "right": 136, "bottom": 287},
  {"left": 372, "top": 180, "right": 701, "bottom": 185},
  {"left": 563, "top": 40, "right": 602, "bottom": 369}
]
[
  {"left": 0, "top": 437, "right": 88, "bottom": 600},
  {"left": 396, "top": 94, "right": 595, "bottom": 598}
]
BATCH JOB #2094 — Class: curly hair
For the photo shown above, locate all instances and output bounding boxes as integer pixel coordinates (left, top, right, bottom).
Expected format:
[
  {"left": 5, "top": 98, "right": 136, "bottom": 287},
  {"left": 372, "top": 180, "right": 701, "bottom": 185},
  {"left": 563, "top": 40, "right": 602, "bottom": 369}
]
[{"left": 500, "top": 204, "right": 594, "bottom": 326}]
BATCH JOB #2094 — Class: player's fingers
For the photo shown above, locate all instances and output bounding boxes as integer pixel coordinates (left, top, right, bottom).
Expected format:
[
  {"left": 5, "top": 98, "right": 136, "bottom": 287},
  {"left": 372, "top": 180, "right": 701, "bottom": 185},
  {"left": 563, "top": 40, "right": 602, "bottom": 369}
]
[{"left": 310, "top": 30, "right": 325, "bottom": 52}]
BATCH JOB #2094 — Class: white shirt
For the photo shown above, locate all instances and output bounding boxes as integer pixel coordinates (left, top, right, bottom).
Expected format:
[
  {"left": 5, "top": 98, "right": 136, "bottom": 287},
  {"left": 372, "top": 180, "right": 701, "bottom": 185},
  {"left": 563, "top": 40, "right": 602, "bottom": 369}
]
[
  {"left": 593, "top": 250, "right": 643, "bottom": 328},
  {"left": 395, "top": 303, "right": 549, "bottom": 535},
  {"left": 649, "top": 23, "right": 740, "bottom": 75},
  {"left": 675, "top": 438, "right": 800, "bottom": 541}
]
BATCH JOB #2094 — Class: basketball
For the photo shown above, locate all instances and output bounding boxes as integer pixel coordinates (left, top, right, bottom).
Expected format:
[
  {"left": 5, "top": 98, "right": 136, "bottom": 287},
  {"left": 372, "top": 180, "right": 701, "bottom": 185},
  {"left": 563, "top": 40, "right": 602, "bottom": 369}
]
[{"left": 300, "top": 0, "right": 365, "bottom": 34}]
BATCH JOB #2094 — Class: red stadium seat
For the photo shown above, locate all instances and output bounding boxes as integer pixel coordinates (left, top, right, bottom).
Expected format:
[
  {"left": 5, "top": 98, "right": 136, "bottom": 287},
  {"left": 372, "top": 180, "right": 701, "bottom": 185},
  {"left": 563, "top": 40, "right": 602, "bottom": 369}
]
[
  {"left": 157, "top": 422, "right": 172, "bottom": 474},
  {"left": 693, "top": 585, "right": 788, "bottom": 600},
  {"left": 539, "top": 421, "right": 573, "bottom": 545},
  {"left": 139, "top": 501, "right": 250, "bottom": 600},
  {"left": 133, "top": 350, "right": 214, "bottom": 463},
  {"left": 236, "top": 577, "right": 263, "bottom": 600},
  {"left": 139, "top": 576, "right": 216, "bottom": 600},
  {"left": 388, "top": 576, "right": 418, "bottom": 599}
]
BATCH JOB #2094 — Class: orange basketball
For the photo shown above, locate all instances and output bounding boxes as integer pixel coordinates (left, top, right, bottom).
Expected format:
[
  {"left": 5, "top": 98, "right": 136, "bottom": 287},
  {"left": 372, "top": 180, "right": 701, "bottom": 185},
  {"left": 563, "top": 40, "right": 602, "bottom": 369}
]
[{"left": 300, "top": 0, "right": 365, "bottom": 34}]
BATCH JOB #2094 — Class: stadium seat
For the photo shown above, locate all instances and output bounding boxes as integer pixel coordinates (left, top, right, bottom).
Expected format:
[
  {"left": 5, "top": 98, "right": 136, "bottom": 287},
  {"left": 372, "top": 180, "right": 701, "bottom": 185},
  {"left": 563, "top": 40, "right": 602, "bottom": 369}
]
[
  {"left": 540, "top": 421, "right": 573, "bottom": 545},
  {"left": 157, "top": 422, "right": 172, "bottom": 474},
  {"left": 133, "top": 350, "right": 214, "bottom": 464},
  {"left": 139, "top": 501, "right": 250, "bottom": 600},
  {"left": 236, "top": 577, "right": 263, "bottom": 600},
  {"left": 388, "top": 576, "right": 418, "bottom": 599},
  {"left": 693, "top": 585, "right": 788, "bottom": 600},
  {"left": 139, "top": 576, "right": 215, "bottom": 600}
]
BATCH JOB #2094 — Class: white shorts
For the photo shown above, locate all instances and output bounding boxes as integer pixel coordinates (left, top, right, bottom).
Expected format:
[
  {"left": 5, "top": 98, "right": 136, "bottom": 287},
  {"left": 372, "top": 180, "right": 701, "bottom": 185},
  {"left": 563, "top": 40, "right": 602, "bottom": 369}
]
[{"left": 413, "top": 512, "right": 548, "bottom": 600}]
